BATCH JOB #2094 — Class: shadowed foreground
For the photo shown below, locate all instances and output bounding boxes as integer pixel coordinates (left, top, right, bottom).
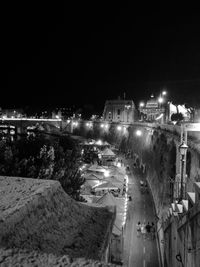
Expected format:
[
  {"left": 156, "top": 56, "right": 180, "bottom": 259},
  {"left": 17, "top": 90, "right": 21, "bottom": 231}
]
[{"left": 0, "top": 176, "right": 115, "bottom": 265}]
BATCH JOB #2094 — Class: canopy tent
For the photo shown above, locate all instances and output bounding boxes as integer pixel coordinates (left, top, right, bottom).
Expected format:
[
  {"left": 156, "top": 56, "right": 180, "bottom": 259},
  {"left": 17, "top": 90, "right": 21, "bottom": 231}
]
[
  {"left": 93, "top": 181, "right": 120, "bottom": 192},
  {"left": 84, "top": 179, "right": 101, "bottom": 188},
  {"left": 103, "top": 141, "right": 110, "bottom": 146},
  {"left": 93, "top": 140, "right": 111, "bottom": 147},
  {"left": 108, "top": 169, "right": 126, "bottom": 181},
  {"left": 81, "top": 139, "right": 96, "bottom": 146},
  {"left": 112, "top": 198, "right": 126, "bottom": 236},
  {"left": 87, "top": 165, "right": 108, "bottom": 174},
  {"left": 94, "top": 191, "right": 116, "bottom": 206},
  {"left": 101, "top": 148, "right": 116, "bottom": 157},
  {"left": 103, "top": 176, "right": 124, "bottom": 188},
  {"left": 92, "top": 193, "right": 125, "bottom": 236},
  {"left": 83, "top": 172, "right": 104, "bottom": 181}
]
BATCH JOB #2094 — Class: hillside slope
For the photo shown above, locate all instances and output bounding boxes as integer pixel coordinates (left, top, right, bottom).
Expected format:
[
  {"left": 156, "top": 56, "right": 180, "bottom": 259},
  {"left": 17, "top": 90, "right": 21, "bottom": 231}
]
[{"left": 0, "top": 176, "right": 115, "bottom": 261}]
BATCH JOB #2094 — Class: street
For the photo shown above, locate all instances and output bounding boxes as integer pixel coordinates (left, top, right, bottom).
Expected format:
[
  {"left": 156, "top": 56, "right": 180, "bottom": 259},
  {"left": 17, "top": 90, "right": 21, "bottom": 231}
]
[{"left": 122, "top": 157, "right": 160, "bottom": 267}]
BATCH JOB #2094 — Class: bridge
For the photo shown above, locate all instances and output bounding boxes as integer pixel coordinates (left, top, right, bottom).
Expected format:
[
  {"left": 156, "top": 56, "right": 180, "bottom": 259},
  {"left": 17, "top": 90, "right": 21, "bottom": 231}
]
[{"left": 0, "top": 117, "right": 66, "bottom": 135}]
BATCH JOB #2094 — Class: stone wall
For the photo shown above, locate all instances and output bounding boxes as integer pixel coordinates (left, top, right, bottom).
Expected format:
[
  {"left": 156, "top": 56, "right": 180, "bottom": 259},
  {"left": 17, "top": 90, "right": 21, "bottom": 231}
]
[
  {"left": 0, "top": 248, "right": 116, "bottom": 266},
  {"left": 0, "top": 176, "right": 116, "bottom": 264}
]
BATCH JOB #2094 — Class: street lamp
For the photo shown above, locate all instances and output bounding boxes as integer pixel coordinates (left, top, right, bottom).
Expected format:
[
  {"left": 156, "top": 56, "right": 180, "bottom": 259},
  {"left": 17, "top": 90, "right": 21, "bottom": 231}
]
[
  {"left": 158, "top": 97, "right": 164, "bottom": 104},
  {"left": 178, "top": 141, "right": 188, "bottom": 202},
  {"left": 139, "top": 102, "right": 145, "bottom": 108},
  {"left": 136, "top": 130, "right": 142, "bottom": 136},
  {"left": 117, "top": 125, "right": 122, "bottom": 131}
]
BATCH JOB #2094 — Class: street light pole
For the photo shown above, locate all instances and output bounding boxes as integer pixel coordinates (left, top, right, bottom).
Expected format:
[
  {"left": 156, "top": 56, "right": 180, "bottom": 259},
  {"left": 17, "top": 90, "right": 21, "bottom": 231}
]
[
  {"left": 179, "top": 154, "right": 185, "bottom": 202},
  {"left": 178, "top": 141, "right": 188, "bottom": 203}
]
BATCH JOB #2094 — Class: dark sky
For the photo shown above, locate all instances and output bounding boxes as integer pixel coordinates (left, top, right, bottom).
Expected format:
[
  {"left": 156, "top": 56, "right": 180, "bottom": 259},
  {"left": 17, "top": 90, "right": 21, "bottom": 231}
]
[{"left": 1, "top": 4, "right": 200, "bottom": 113}]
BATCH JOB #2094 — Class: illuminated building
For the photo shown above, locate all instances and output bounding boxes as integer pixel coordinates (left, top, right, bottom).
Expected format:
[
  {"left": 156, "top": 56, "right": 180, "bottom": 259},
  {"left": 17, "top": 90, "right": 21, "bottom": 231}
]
[
  {"left": 139, "top": 97, "right": 166, "bottom": 123},
  {"left": 103, "top": 97, "right": 137, "bottom": 123}
]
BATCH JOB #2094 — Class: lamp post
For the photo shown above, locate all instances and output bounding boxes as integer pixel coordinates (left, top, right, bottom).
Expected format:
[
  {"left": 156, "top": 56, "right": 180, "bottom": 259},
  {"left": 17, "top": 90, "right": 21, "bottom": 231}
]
[{"left": 178, "top": 141, "right": 188, "bottom": 202}]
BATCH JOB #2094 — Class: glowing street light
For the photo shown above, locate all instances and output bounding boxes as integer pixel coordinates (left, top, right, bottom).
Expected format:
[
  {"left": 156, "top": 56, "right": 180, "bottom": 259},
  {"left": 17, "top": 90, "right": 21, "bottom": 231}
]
[
  {"left": 123, "top": 126, "right": 127, "bottom": 134},
  {"left": 104, "top": 170, "right": 110, "bottom": 177},
  {"left": 72, "top": 121, "right": 78, "bottom": 127},
  {"left": 139, "top": 102, "right": 145, "bottom": 108},
  {"left": 117, "top": 125, "right": 122, "bottom": 131},
  {"left": 96, "top": 140, "right": 102, "bottom": 146},
  {"left": 178, "top": 141, "right": 188, "bottom": 202},
  {"left": 162, "top": 91, "right": 167, "bottom": 96},
  {"left": 86, "top": 122, "right": 92, "bottom": 128},
  {"left": 158, "top": 97, "right": 164, "bottom": 104},
  {"left": 136, "top": 130, "right": 142, "bottom": 136}
]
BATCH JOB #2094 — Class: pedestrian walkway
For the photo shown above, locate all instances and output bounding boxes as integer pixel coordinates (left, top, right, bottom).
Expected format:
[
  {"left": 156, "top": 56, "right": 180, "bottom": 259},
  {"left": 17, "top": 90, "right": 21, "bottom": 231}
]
[{"left": 122, "top": 156, "right": 159, "bottom": 267}]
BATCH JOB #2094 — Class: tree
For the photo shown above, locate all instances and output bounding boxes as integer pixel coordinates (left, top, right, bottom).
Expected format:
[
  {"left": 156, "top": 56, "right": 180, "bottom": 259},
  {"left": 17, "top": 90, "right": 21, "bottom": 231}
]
[
  {"left": 38, "top": 145, "right": 55, "bottom": 179},
  {"left": 0, "top": 134, "right": 85, "bottom": 201},
  {"left": 171, "top": 112, "right": 184, "bottom": 122}
]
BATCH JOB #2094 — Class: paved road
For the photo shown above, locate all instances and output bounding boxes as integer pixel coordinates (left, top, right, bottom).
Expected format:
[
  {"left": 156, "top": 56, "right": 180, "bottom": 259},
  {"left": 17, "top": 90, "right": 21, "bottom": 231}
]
[{"left": 122, "top": 158, "right": 160, "bottom": 267}]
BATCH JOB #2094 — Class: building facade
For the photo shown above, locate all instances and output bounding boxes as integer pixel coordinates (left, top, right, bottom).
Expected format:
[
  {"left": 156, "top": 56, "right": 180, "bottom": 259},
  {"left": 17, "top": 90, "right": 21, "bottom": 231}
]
[
  {"left": 103, "top": 98, "right": 137, "bottom": 124},
  {"left": 139, "top": 97, "right": 166, "bottom": 123}
]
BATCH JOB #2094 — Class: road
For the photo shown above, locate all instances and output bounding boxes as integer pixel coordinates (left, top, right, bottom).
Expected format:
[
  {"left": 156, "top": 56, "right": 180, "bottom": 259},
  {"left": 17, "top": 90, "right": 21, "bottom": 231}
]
[{"left": 122, "top": 157, "right": 160, "bottom": 267}]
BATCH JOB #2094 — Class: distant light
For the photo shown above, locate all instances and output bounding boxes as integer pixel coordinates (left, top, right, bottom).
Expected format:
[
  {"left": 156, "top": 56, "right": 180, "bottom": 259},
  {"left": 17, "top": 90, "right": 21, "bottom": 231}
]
[
  {"left": 100, "top": 124, "right": 104, "bottom": 128},
  {"left": 136, "top": 130, "right": 142, "bottom": 136},
  {"left": 67, "top": 119, "right": 70, "bottom": 123},
  {"left": 162, "top": 91, "right": 167, "bottom": 96},
  {"left": 139, "top": 102, "right": 145, "bottom": 108},
  {"left": 104, "top": 124, "right": 108, "bottom": 129},
  {"left": 158, "top": 97, "right": 164, "bottom": 103},
  {"left": 96, "top": 140, "right": 102, "bottom": 145},
  {"left": 117, "top": 125, "right": 122, "bottom": 131},
  {"left": 86, "top": 122, "right": 93, "bottom": 127},
  {"left": 117, "top": 162, "right": 121, "bottom": 168},
  {"left": 73, "top": 121, "right": 78, "bottom": 126},
  {"left": 0, "top": 118, "right": 62, "bottom": 122},
  {"left": 104, "top": 170, "right": 110, "bottom": 177},
  {"left": 55, "top": 115, "right": 59, "bottom": 119}
]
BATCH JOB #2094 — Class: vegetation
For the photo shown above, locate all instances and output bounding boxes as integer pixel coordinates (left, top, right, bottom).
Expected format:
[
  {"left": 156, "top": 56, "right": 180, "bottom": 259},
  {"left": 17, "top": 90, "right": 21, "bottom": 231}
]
[
  {"left": 0, "top": 134, "right": 85, "bottom": 201},
  {"left": 171, "top": 112, "right": 184, "bottom": 122}
]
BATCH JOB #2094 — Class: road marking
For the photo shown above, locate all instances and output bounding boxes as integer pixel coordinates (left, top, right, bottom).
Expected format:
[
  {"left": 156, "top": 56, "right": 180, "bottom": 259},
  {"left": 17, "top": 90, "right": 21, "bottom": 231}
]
[
  {"left": 143, "top": 246, "right": 145, "bottom": 254},
  {"left": 143, "top": 259, "right": 146, "bottom": 267}
]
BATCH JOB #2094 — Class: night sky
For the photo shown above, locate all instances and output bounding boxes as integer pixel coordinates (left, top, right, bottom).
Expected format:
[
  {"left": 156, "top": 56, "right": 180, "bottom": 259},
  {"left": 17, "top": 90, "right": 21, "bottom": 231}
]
[{"left": 1, "top": 4, "right": 200, "bottom": 114}]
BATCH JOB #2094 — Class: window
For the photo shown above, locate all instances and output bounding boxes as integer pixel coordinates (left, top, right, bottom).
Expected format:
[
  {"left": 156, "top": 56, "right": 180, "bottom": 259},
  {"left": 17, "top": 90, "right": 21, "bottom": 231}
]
[{"left": 117, "top": 109, "right": 120, "bottom": 115}]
